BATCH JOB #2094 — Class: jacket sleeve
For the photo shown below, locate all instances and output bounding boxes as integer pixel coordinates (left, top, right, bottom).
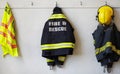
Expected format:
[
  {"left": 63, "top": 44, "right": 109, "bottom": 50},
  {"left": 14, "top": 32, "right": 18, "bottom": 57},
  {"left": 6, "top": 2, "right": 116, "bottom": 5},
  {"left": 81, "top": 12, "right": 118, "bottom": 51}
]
[{"left": 92, "top": 25, "right": 104, "bottom": 49}]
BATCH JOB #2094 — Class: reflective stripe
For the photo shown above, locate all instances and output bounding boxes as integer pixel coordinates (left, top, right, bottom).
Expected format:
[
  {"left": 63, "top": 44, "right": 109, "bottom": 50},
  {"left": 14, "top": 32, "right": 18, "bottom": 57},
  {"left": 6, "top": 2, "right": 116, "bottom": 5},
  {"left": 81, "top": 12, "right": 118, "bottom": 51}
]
[
  {"left": 0, "top": 26, "right": 15, "bottom": 40},
  {"left": 0, "top": 16, "right": 15, "bottom": 40},
  {"left": 8, "top": 30, "right": 15, "bottom": 39},
  {"left": 112, "top": 45, "right": 120, "bottom": 55},
  {"left": 47, "top": 59, "right": 54, "bottom": 62},
  {"left": 8, "top": 16, "right": 14, "bottom": 27},
  {"left": 95, "top": 42, "right": 120, "bottom": 55},
  {"left": 0, "top": 31, "right": 7, "bottom": 37},
  {"left": 58, "top": 56, "right": 66, "bottom": 62},
  {"left": 0, "top": 31, "right": 17, "bottom": 48},
  {"left": 49, "top": 14, "right": 66, "bottom": 19},
  {"left": 7, "top": 40, "right": 17, "bottom": 48},
  {"left": 1, "top": 23, "right": 8, "bottom": 28},
  {"left": 41, "top": 42, "right": 74, "bottom": 50},
  {"left": 47, "top": 56, "right": 66, "bottom": 62}
]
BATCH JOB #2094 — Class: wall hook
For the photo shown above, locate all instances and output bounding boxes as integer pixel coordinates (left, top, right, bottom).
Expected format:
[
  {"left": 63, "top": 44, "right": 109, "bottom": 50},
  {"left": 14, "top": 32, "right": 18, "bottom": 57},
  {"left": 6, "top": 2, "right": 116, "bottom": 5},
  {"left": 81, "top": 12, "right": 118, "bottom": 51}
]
[
  {"left": 105, "top": 1, "right": 107, "bottom": 5},
  {"left": 31, "top": 2, "right": 34, "bottom": 6},
  {"left": 80, "top": 1, "right": 82, "bottom": 6},
  {"left": 55, "top": 1, "right": 58, "bottom": 7}
]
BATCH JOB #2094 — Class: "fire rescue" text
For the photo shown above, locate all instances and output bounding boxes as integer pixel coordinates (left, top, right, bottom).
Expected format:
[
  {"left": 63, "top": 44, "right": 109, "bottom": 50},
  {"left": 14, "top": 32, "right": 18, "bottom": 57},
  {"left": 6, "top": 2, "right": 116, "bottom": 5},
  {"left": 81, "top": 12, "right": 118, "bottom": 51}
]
[{"left": 48, "top": 21, "right": 67, "bottom": 32}]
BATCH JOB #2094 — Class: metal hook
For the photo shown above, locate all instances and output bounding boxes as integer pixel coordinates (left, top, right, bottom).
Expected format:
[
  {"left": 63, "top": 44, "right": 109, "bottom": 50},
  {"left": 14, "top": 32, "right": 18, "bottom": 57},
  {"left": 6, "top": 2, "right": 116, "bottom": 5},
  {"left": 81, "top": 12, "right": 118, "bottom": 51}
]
[
  {"left": 80, "top": 1, "right": 82, "bottom": 6},
  {"left": 31, "top": 2, "right": 33, "bottom": 6},
  {"left": 56, "top": 1, "right": 58, "bottom": 7},
  {"left": 105, "top": 1, "right": 107, "bottom": 5}
]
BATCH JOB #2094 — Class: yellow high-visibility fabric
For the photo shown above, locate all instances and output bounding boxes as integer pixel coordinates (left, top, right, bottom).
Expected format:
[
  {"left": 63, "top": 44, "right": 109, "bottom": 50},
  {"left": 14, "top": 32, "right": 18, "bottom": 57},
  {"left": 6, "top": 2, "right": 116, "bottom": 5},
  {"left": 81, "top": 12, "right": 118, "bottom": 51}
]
[
  {"left": 0, "top": 3, "right": 19, "bottom": 57},
  {"left": 46, "top": 56, "right": 66, "bottom": 63},
  {"left": 58, "top": 56, "right": 66, "bottom": 62},
  {"left": 47, "top": 59, "right": 54, "bottom": 62},
  {"left": 95, "top": 42, "right": 120, "bottom": 55},
  {"left": 41, "top": 42, "right": 75, "bottom": 50},
  {"left": 49, "top": 14, "right": 66, "bottom": 19}
]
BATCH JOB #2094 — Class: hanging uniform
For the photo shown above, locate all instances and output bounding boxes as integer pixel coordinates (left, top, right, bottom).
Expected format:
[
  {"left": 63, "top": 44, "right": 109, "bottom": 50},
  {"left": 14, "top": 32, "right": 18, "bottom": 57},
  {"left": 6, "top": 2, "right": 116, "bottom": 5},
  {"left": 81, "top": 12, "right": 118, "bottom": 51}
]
[
  {"left": 0, "top": 3, "right": 19, "bottom": 57},
  {"left": 41, "top": 6, "right": 75, "bottom": 69},
  {"left": 93, "top": 5, "right": 120, "bottom": 73}
]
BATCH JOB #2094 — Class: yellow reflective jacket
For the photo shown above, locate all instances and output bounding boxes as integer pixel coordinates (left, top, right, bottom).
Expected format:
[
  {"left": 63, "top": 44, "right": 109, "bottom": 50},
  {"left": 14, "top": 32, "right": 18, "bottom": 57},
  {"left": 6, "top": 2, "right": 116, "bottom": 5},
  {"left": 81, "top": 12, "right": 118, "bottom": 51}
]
[{"left": 0, "top": 3, "right": 19, "bottom": 57}]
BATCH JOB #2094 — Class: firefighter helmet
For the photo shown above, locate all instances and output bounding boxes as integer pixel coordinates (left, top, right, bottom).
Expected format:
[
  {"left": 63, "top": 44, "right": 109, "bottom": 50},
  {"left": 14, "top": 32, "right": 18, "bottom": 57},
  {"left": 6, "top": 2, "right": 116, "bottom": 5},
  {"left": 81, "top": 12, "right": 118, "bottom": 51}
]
[{"left": 97, "top": 5, "right": 114, "bottom": 25}]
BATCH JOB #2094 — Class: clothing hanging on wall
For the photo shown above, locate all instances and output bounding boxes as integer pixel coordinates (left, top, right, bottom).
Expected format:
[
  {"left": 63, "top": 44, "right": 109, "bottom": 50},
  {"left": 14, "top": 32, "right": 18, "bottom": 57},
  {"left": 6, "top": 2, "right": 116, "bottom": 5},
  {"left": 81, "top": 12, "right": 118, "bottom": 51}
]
[
  {"left": 41, "top": 6, "right": 75, "bottom": 69},
  {"left": 93, "top": 5, "right": 120, "bottom": 73},
  {"left": 0, "top": 3, "right": 19, "bottom": 57}
]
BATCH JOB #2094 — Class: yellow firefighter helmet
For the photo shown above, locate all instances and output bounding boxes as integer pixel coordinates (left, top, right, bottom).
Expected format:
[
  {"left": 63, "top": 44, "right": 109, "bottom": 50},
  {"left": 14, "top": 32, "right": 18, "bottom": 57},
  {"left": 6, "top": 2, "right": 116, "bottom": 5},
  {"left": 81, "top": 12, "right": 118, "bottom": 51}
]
[{"left": 97, "top": 5, "right": 114, "bottom": 25}]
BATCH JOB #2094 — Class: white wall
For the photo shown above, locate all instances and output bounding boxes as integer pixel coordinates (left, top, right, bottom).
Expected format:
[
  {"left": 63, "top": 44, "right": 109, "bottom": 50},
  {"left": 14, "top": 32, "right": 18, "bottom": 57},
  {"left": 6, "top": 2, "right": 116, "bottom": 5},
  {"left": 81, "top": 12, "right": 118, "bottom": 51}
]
[{"left": 0, "top": 0, "right": 120, "bottom": 74}]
